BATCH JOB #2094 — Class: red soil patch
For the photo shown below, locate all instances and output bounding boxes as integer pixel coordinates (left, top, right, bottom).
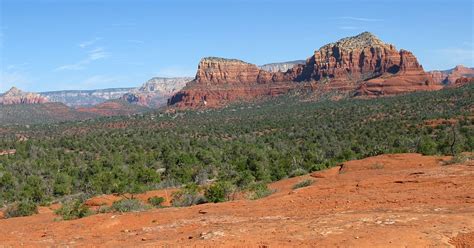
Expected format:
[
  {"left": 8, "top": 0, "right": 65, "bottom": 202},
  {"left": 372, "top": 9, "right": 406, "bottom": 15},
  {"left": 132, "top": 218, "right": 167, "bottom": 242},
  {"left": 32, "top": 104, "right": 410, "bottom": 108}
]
[
  {"left": 424, "top": 118, "right": 458, "bottom": 128},
  {"left": 0, "top": 149, "right": 16, "bottom": 156},
  {"left": 1, "top": 153, "right": 473, "bottom": 247},
  {"left": 85, "top": 189, "right": 177, "bottom": 208},
  {"left": 449, "top": 232, "right": 474, "bottom": 248}
]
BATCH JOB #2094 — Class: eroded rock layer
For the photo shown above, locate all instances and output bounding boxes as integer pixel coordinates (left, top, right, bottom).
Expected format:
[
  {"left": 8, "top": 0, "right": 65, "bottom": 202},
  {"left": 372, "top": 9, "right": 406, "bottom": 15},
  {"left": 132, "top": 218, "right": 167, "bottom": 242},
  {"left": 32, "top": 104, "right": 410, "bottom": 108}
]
[
  {"left": 428, "top": 65, "right": 474, "bottom": 85},
  {"left": 0, "top": 87, "right": 49, "bottom": 105},
  {"left": 169, "top": 32, "right": 444, "bottom": 108}
]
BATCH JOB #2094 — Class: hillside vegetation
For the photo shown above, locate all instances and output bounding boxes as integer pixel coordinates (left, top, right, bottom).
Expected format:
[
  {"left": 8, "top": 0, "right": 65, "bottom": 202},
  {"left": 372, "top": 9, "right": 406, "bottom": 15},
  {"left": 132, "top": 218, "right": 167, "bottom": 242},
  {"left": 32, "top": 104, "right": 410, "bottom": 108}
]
[
  {"left": 0, "top": 103, "right": 95, "bottom": 125},
  {"left": 0, "top": 84, "right": 473, "bottom": 207}
]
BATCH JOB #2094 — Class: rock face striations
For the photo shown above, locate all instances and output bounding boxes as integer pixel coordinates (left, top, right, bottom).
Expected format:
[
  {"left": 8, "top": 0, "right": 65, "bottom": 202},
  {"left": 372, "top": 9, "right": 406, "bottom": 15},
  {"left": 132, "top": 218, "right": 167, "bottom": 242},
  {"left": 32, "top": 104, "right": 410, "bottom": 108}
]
[
  {"left": 0, "top": 87, "right": 49, "bottom": 105},
  {"left": 428, "top": 65, "right": 474, "bottom": 85},
  {"left": 168, "top": 57, "right": 299, "bottom": 108},
  {"left": 296, "top": 32, "right": 401, "bottom": 82},
  {"left": 169, "top": 32, "right": 443, "bottom": 108},
  {"left": 292, "top": 32, "right": 440, "bottom": 95},
  {"left": 122, "top": 77, "right": 192, "bottom": 107}
]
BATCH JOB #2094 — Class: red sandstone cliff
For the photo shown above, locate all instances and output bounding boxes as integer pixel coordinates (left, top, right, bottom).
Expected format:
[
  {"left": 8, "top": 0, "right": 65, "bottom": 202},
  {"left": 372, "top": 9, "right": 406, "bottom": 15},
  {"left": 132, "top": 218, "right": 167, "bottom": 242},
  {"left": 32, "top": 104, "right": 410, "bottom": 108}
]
[
  {"left": 0, "top": 87, "right": 49, "bottom": 105},
  {"left": 168, "top": 57, "right": 297, "bottom": 108},
  {"left": 446, "top": 77, "right": 474, "bottom": 88},
  {"left": 169, "top": 32, "right": 444, "bottom": 108},
  {"left": 428, "top": 65, "right": 474, "bottom": 85}
]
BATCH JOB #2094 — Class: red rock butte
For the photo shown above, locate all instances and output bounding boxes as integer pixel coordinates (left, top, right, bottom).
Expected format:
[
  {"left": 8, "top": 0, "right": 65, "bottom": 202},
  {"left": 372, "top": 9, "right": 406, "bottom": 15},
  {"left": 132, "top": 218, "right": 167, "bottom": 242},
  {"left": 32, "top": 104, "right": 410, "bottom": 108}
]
[
  {"left": 169, "top": 32, "right": 444, "bottom": 108},
  {"left": 0, "top": 87, "right": 49, "bottom": 105}
]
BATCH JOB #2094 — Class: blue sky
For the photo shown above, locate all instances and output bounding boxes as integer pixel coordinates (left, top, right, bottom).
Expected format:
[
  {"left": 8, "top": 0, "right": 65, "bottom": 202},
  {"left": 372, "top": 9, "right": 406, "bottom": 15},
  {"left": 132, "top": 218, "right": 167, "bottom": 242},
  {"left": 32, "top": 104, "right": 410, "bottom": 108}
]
[{"left": 0, "top": 0, "right": 473, "bottom": 92}]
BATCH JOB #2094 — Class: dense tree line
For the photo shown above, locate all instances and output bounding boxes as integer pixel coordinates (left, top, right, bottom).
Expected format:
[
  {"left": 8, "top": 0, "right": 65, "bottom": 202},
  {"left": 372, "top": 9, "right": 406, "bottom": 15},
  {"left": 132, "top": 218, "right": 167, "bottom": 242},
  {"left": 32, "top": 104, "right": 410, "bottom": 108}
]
[{"left": 0, "top": 84, "right": 473, "bottom": 206}]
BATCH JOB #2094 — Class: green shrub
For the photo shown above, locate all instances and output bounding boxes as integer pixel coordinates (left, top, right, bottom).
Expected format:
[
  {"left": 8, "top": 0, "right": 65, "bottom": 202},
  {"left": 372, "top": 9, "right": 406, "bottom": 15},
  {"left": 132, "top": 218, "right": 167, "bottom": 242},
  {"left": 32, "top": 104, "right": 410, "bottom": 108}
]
[
  {"left": 148, "top": 196, "right": 165, "bottom": 207},
  {"left": 55, "top": 199, "right": 92, "bottom": 220},
  {"left": 97, "top": 205, "right": 112, "bottom": 213},
  {"left": 289, "top": 168, "right": 308, "bottom": 178},
  {"left": 292, "top": 179, "right": 314, "bottom": 190},
  {"left": 443, "top": 153, "right": 471, "bottom": 165},
  {"left": 111, "top": 199, "right": 147, "bottom": 212},
  {"left": 247, "top": 182, "right": 275, "bottom": 200},
  {"left": 171, "top": 183, "right": 207, "bottom": 207},
  {"left": 417, "top": 137, "right": 438, "bottom": 155},
  {"left": 4, "top": 201, "right": 38, "bottom": 218},
  {"left": 205, "top": 181, "right": 235, "bottom": 203}
]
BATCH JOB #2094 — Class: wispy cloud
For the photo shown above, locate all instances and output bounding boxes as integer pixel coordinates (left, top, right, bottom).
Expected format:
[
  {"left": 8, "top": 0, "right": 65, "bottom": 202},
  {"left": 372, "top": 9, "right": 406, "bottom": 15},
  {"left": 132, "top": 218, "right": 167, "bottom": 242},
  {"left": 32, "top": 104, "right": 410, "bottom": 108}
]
[
  {"left": 338, "top": 26, "right": 363, "bottom": 30},
  {"left": 335, "top": 16, "right": 383, "bottom": 22},
  {"left": 78, "top": 37, "right": 102, "bottom": 48},
  {"left": 55, "top": 47, "right": 108, "bottom": 71}
]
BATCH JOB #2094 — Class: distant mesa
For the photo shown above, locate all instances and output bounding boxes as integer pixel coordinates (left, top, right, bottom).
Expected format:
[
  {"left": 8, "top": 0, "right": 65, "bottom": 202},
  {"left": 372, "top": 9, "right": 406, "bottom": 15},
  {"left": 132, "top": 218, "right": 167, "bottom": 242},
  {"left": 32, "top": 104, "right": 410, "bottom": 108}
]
[
  {"left": 428, "top": 65, "right": 474, "bottom": 85},
  {"left": 3, "top": 32, "right": 471, "bottom": 111},
  {"left": 121, "top": 77, "right": 193, "bottom": 107},
  {"left": 0, "top": 87, "right": 49, "bottom": 105},
  {"left": 259, "top": 60, "right": 306, "bottom": 73},
  {"left": 40, "top": 88, "right": 134, "bottom": 107},
  {"left": 40, "top": 77, "right": 193, "bottom": 108},
  {"left": 168, "top": 31, "right": 446, "bottom": 108}
]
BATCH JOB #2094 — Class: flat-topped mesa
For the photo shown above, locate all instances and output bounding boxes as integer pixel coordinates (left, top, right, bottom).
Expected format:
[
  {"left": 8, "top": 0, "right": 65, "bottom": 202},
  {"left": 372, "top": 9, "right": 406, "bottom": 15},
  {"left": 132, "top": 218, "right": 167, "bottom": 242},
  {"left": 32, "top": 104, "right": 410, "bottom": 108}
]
[
  {"left": 0, "top": 87, "right": 49, "bottom": 105},
  {"left": 169, "top": 32, "right": 444, "bottom": 108},
  {"left": 197, "top": 57, "right": 257, "bottom": 85},
  {"left": 195, "top": 57, "right": 289, "bottom": 85}
]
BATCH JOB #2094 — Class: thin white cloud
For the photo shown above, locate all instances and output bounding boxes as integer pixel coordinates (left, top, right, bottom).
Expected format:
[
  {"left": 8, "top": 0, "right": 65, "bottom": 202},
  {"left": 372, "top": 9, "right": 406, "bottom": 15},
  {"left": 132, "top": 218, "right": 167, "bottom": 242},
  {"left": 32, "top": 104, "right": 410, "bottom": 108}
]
[
  {"left": 78, "top": 37, "right": 102, "bottom": 48},
  {"left": 88, "top": 47, "right": 107, "bottom": 60},
  {"left": 55, "top": 47, "right": 108, "bottom": 71},
  {"left": 336, "top": 16, "right": 383, "bottom": 22},
  {"left": 338, "top": 26, "right": 363, "bottom": 30}
]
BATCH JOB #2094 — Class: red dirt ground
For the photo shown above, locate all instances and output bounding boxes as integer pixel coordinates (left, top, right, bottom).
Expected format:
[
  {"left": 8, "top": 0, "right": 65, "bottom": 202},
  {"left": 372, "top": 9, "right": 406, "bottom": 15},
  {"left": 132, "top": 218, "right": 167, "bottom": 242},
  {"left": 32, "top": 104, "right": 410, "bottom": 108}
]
[{"left": 0, "top": 153, "right": 473, "bottom": 247}]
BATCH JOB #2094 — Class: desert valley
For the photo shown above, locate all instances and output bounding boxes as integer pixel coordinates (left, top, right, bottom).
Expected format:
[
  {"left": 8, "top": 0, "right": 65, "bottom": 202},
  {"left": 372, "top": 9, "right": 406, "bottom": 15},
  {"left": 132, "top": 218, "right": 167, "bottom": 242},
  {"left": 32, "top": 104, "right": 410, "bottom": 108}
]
[{"left": 0, "top": 0, "right": 473, "bottom": 247}]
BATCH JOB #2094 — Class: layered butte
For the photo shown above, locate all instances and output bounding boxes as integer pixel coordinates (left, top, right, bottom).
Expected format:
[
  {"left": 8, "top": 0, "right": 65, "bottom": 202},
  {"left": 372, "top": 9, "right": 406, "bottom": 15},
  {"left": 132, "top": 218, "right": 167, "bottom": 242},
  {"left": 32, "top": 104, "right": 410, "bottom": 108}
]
[
  {"left": 168, "top": 58, "right": 298, "bottom": 108},
  {"left": 0, "top": 87, "right": 49, "bottom": 105},
  {"left": 169, "top": 32, "right": 444, "bottom": 108}
]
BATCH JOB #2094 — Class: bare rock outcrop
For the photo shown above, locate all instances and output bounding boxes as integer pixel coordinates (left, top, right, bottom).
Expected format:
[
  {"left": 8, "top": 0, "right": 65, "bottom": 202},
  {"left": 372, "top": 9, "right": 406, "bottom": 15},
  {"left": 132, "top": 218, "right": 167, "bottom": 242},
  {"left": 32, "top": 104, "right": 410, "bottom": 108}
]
[
  {"left": 428, "top": 65, "right": 474, "bottom": 85},
  {"left": 169, "top": 32, "right": 444, "bottom": 108},
  {"left": 446, "top": 77, "right": 474, "bottom": 88},
  {"left": 0, "top": 87, "right": 49, "bottom": 105},
  {"left": 122, "top": 77, "right": 192, "bottom": 107}
]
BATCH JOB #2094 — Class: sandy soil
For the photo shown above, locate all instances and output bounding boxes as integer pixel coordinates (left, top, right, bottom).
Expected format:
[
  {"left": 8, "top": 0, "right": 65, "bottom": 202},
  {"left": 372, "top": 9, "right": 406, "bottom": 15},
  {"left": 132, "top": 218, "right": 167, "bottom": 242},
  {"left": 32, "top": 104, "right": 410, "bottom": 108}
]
[{"left": 0, "top": 153, "right": 473, "bottom": 247}]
